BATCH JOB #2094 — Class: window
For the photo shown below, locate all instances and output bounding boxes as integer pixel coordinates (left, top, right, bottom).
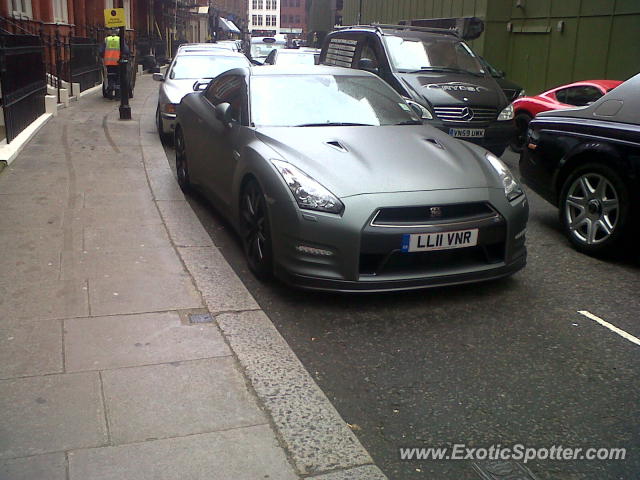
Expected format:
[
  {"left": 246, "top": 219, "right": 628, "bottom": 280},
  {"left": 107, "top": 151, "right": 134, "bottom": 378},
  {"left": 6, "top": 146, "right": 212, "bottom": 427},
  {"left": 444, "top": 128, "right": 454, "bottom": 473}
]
[
  {"left": 251, "top": 15, "right": 264, "bottom": 26},
  {"left": 271, "top": 15, "right": 277, "bottom": 26},
  {"left": 265, "top": 0, "right": 277, "bottom": 9},
  {"left": 289, "top": 15, "right": 294, "bottom": 23},
  {"left": 252, "top": 0, "right": 263, "bottom": 9},
  {"left": 294, "top": 15, "right": 300, "bottom": 23},
  {"left": 257, "top": 15, "right": 263, "bottom": 26},
  {"left": 555, "top": 86, "right": 603, "bottom": 106},
  {"left": 265, "top": 15, "right": 272, "bottom": 26},
  {"left": 10, "top": 0, "right": 32, "bottom": 18},
  {"left": 53, "top": 0, "right": 68, "bottom": 23},
  {"left": 295, "top": 0, "right": 300, "bottom": 6}
]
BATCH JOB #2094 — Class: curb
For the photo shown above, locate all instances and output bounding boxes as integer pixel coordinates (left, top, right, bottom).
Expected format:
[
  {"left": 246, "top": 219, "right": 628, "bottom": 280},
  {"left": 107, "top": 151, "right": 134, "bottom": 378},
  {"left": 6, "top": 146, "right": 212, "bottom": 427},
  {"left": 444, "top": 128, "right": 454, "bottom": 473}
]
[
  {"left": 136, "top": 80, "right": 388, "bottom": 479},
  {"left": 0, "top": 113, "right": 53, "bottom": 166}
]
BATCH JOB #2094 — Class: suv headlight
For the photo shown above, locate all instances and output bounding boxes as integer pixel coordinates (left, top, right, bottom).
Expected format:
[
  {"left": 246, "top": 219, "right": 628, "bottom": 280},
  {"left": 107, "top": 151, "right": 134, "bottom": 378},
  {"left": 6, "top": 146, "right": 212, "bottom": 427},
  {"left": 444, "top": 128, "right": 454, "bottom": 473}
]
[
  {"left": 486, "top": 153, "right": 524, "bottom": 201},
  {"left": 497, "top": 104, "right": 514, "bottom": 121},
  {"left": 271, "top": 159, "right": 344, "bottom": 214}
]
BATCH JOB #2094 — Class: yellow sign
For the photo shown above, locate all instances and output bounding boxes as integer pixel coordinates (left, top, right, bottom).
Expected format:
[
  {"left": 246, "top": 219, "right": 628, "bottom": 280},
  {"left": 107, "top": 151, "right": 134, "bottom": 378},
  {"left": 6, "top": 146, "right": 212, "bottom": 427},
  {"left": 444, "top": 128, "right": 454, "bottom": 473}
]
[{"left": 104, "top": 8, "right": 126, "bottom": 28}]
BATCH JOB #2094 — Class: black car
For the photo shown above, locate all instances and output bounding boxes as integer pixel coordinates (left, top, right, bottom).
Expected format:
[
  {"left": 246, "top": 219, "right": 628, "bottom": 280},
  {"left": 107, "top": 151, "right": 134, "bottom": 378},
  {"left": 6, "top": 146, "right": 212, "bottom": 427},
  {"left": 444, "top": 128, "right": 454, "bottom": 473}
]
[
  {"left": 320, "top": 24, "right": 516, "bottom": 156},
  {"left": 520, "top": 73, "right": 639, "bottom": 255}
]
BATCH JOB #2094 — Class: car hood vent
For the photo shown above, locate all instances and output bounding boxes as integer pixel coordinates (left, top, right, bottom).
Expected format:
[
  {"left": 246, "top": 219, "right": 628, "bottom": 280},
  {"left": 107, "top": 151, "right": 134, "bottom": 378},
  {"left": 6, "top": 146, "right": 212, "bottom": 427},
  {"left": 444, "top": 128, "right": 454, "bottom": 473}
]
[
  {"left": 425, "top": 138, "right": 445, "bottom": 149},
  {"left": 325, "top": 140, "right": 349, "bottom": 153}
]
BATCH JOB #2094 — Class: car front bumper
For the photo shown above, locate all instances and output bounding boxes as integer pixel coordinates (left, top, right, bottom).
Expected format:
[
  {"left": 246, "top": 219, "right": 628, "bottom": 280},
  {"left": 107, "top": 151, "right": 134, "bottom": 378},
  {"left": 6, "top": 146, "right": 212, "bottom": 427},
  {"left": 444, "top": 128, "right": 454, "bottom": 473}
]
[{"left": 268, "top": 188, "right": 529, "bottom": 292}]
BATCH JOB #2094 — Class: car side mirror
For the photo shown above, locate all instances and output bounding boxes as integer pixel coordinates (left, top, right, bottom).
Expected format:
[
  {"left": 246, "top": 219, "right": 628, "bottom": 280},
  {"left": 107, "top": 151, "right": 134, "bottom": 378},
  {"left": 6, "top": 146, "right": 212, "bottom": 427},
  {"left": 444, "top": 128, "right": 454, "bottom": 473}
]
[
  {"left": 192, "top": 80, "right": 208, "bottom": 91},
  {"left": 407, "top": 101, "right": 424, "bottom": 118},
  {"left": 215, "top": 102, "right": 233, "bottom": 126},
  {"left": 358, "top": 58, "right": 379, "bottom": 74},
  {"left": 152, "top": 72, "right": 164, "bottom": 81}
]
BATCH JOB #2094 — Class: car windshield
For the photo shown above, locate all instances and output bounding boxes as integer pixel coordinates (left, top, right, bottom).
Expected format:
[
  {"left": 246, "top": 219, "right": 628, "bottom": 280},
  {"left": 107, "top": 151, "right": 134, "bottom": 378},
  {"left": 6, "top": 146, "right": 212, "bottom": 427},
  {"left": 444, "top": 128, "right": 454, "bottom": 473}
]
[
  {"left": 250, "top": 74, "right": 420, "bottom": 127},
  {"left": 251, "top": 42, "right": 284, "bottom": 59},
  {"left": 169, "top": 55, "right": 249, "bottom": 80},
  {"left": 276, "top": 52, "right": 317, "bottom": 65},
  {"left": 385, "top": 36, "right": 484, "bottom": 74}
]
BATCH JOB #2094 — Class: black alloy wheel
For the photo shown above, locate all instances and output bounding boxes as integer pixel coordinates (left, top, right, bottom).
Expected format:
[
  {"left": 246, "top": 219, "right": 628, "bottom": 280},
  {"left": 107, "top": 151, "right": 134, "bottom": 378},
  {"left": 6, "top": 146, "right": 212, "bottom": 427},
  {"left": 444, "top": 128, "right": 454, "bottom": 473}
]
[
  {"left": 174, "top": 127, "right": 191, "bottom": 193},
  {"left": 559, "top": 162, "right": 631, "bottom": 256},
  {"left": 240, "top": 179, "right": 273, "bottom": 279},
  {"left": 510, "top": 112, "right": 532, "bottom": 153}
]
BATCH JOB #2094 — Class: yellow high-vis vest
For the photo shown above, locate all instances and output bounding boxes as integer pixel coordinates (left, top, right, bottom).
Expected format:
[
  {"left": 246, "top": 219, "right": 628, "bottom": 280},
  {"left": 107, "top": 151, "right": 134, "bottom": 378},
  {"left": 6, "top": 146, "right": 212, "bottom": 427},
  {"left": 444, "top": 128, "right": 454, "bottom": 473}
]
[{"left": 104, "top": 35, "right": 120, "bottom": 66}]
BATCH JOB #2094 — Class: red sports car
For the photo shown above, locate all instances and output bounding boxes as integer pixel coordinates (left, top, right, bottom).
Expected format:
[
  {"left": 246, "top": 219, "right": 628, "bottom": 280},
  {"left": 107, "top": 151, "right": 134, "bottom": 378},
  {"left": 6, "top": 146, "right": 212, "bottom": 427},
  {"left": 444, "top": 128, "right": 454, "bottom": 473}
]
[{"left": 510, "top": 79, "right": 622, "bottom": 151}]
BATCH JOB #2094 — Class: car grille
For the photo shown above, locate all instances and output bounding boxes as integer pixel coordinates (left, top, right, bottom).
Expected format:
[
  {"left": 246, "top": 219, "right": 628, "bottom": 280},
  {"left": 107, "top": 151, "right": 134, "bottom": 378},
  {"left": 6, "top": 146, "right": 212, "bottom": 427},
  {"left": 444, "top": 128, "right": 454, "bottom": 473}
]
[
  {"left": 371, "top": 202, "right": 497, "bottom": 228},
  {"left": 433, "top": 106, "right": 497, "bottom": 125},
  {"left": 359, "top": 242, "right": 505, "bottom": 276}
]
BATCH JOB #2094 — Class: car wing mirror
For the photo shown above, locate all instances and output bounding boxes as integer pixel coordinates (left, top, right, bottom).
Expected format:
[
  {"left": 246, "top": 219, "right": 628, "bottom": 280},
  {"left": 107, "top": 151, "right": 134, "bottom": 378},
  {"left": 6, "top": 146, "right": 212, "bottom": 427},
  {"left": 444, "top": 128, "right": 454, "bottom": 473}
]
[
  {"left": 215, "top": 102, "right": 233, "bottom": 126},
  {"left": 192, "top": 80, "right": 209, "bottom": 91},
  {"left": 152, "top": 72, "right": 164, "bottom": 81},
  {"left": 358, "top": 58, "right": 379, "bottom": 74}
]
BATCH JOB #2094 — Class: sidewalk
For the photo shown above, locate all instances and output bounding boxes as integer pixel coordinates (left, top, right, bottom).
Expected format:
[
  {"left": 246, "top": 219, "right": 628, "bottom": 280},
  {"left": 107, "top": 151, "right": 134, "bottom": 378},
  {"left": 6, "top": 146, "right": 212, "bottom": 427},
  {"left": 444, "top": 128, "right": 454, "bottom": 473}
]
[{"left": 0, "top": 74, "right": 386, "bottom": 479}]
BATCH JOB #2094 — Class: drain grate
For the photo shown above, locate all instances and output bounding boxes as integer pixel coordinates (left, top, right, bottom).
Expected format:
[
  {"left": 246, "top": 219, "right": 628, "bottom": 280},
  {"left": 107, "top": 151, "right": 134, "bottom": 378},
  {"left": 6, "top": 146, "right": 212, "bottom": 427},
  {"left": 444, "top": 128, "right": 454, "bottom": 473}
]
[
  {"left": 473, "top": 460, "right": 539, "bottom": 480},
  {"left": 188, "top": 313, "right": 214, "bottom": 324}
]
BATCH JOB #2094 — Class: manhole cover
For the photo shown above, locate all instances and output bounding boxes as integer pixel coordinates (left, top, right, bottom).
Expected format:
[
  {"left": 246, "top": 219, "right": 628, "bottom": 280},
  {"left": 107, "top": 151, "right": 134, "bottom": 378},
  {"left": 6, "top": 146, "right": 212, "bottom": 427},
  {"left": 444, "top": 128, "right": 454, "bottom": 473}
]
[
  {"left": 473, "top": 460, "right": 539, "bottom": 480},
  {"left": 189, "top": 313, "right": 214, "bottom": 324}
]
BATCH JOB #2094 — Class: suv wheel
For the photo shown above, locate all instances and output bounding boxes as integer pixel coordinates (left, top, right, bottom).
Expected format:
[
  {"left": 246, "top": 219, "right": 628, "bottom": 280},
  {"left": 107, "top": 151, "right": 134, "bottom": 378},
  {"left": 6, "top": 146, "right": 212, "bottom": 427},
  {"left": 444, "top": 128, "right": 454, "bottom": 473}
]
[{"left": 510, "top": 112, "right": 532, "bottom": 153}]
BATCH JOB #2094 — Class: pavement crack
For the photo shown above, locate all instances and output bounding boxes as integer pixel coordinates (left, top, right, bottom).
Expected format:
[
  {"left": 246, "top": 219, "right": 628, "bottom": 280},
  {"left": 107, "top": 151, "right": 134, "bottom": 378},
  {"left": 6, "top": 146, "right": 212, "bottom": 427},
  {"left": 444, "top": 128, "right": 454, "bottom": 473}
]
[{"left": 102, "top": 113, "right": 120, "bottom": 154}]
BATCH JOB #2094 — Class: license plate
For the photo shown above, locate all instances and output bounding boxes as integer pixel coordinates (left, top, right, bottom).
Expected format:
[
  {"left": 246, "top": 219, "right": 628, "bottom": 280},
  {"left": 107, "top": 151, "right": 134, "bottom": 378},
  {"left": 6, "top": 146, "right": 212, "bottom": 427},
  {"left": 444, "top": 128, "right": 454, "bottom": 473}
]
[
  {"left": 401, "top": 229, "right": 479, "bottom": 252},
  {"left": 449, "top": 128, "right": 485, "bottom": 138}
]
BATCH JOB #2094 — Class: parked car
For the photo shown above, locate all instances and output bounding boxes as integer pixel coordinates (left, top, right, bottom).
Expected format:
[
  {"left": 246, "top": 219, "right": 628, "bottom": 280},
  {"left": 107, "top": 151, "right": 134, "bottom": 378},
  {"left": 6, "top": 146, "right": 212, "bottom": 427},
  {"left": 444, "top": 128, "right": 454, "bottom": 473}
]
[
  {"left": 319, "top": 24, "right": 515, "bottom": 156},
  {"left": 153, "top": 49, "right": 250, "bottom": 142},
  {"left": 520, "top": 73, "right": 638, "bottom": 256},
  {"left": 477, "top": 56, "right": 524, "bottom": 102},
  {"left": 176, "top": 41, "right": 241, "bottom": 55},
  {"left": 510, "top": 79, "right": 623, "bottom": 152},
  {"left": 263, "top": 48, "right": 320, "bottom": 66},
  {"left": 174, "top": 65, "right": 528, "bottom": 291}
]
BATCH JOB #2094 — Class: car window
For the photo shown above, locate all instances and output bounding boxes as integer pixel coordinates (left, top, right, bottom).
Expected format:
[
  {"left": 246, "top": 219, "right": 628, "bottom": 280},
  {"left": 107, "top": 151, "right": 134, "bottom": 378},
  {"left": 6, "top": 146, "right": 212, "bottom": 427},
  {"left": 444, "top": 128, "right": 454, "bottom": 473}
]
[
  {"left": 384, "top": 35, "right": 483, "bottom": 74},
  {"left": 168, "top": 54, "right": 249, "bottom": 80},
  {"left": 323, "top": 35, "right": 359, "bottom": 68},
  {"left": 556, "top": 86, "right": 603, "bottom": 106},
  {"left": 250, "top": 74, "right": 420, "bottom": 127},
  {"left": 205, "top": 75, "right": 248, "bottom": 125}
]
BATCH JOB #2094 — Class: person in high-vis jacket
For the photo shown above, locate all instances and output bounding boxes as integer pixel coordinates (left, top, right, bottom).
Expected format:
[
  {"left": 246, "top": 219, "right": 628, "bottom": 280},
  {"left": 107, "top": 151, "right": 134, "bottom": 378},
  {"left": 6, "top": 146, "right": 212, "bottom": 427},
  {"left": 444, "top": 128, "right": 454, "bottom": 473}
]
[{"left": 99, "top": 30, "right": 130, "bottom": 96}]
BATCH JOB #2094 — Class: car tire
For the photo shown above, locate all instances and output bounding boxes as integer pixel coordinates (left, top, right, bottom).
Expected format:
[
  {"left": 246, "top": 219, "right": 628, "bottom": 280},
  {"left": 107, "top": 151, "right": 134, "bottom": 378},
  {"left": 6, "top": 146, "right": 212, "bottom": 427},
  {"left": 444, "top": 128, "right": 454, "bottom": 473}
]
[
  {"left": 510, "top": 112, "right": 532, "bottom": 153},
  {"left": 559, "top": 162, "right": 631, "bottom": 256},
  {"left": 174, "top": 126, "right": 192, "bottom": 194},
  {"left": 102, "top": 81, "right": 114, "bottom": 100},
  {"left": 156, "top": 106, "right": 172, "bottom": 144},
  {"left": 240, "top": 179, "right": 273, "bottom": 279}
]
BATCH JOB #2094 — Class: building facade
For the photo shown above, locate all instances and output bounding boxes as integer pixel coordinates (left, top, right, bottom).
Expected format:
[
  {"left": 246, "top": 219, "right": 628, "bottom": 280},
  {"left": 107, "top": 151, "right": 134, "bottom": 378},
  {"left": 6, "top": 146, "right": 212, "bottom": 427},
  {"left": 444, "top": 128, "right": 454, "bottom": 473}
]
[
  {"left": 338, "top": 0, "right": 640, "bottom": 95},
  {"left": 248, "top": 0, "right": 280, "bottom": 35},
  {"left": 280, "top": 0, "right": 306, "bottom": 40}
]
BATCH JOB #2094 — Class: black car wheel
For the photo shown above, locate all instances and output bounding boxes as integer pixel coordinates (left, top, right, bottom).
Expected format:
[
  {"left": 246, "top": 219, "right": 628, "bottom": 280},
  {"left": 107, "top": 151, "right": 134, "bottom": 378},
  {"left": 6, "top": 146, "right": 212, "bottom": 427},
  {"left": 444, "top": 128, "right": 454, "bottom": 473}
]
[
  {"left": 559, "top": 163, "right": 631, "bottom": 255},
  {"left": 510, "top": 112, "right": 532, "bottom": 153},
  {"left": 174, "top": 127, "right": 191, "bottom": 193},
  {"left": 240, "top": 179, "right": 273, "bottom": 279}
]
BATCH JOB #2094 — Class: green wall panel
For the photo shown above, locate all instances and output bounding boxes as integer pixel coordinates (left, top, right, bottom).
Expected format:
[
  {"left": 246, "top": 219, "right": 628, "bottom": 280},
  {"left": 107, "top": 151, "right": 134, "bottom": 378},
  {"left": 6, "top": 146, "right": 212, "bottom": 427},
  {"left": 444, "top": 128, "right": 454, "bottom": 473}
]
[
  {"left": 573, "top": 16, "right": 611, "bottom": 79},
  {"left": 483, "top": 22, "right": 511, "bottom": 72},
  {"left": 615, "top": 0, "right": 640, "bottom": 15},
  {"left": 514, "top": 0, "right": 551, "bottom": 19},
  {"left": 487, "top": 0, "right": 512, "bottom": 21},
  {"left": 507, "top": 32, "right": 550, "bottom": 94},
  {"left": 607, "top": 15, "right": 640, "bottom": 80},
  {"left": 580, "top": 0, "right": 614, "bottom": 16},
  {"left": 550, "top": 0, "right": 580, "bottom": 18},
  {"left": 545, "top": 18, "right": 578, "bottom": 89}
]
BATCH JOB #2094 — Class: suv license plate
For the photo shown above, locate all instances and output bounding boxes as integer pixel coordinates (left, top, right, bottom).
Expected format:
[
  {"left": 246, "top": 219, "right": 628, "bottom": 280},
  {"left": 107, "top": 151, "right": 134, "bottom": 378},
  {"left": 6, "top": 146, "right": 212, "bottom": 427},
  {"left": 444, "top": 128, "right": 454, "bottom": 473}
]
[
  {"left": 401, "top": 229, "right": 479, "bottom": 252},
  {"left": 449, "top": 128, "right": 485, "bottom": 138}
]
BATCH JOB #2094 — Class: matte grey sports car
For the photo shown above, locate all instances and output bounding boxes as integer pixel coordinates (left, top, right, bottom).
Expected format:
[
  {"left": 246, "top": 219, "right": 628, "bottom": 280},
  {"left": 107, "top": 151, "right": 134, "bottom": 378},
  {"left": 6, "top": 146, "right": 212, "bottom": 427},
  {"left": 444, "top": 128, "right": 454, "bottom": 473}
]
[{"left": 174, "top": 66, "right": 528, "bottom": 291}]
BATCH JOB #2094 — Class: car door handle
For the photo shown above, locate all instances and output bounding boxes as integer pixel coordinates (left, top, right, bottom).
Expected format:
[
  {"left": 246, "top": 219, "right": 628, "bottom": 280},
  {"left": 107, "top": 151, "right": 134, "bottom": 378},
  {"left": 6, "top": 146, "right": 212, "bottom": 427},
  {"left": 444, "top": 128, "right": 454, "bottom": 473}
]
[{"left": 232, "top": 150, "right": 240, "bottom": 160}]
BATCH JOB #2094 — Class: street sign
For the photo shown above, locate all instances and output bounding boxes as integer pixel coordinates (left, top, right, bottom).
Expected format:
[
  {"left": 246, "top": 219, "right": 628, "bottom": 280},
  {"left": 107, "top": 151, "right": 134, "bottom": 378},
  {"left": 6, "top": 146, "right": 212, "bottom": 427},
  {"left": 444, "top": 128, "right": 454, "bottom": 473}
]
[{"left": 104, "top": 8, "right": 126, "bottom": 28}]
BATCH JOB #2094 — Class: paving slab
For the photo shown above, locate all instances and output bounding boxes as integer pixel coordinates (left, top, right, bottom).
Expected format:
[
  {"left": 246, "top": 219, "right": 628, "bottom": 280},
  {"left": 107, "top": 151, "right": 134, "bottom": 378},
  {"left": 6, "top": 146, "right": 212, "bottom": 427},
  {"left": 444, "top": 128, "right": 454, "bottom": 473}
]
[
  {"left": 100, "top": 358, "right": 266, "bottom": 444},
  {"left": 82, "top": 191, "right": 153, "bottom": 209},
  {"left": 0, "top": 278, "right": 88, "bottom": 321},
  {"left": 61, "top": 247, "right": 184, "bottom": 280},
  {"left": 0, "top": 249, "right": 60, "bottom": 283},
  {"left": 308, "top": 465, "right": 388, "bottom": 479},
  {"left": 156, "top": 200, "right": 214, "bottom": 247},
  {"left": 0, "top": 168, "right": 68, "bottom": 194},
  {"left": 88, "top": 271, "right": 202, "bottom": 317},
  {"left": 0, "top": 452, "right": 67, "bottom": 480},
  {"left": 64, "top": 311, "right": 230, "bottom": 372},
  {"left": 0, "top": 318, "right": 62, "bottom": 379},
  {"left": 83, "top": 223, "right": 170, "bottom": 250},
  {"left": 68, "top": 425, "right": 297, "bottom": 480},
  {"left": 0, "top": 372, "right": 108, "bottom": 459},
  {"left": 70, "top": 203, "right": 163, "bottom": 229},
  {"left": 145, "top": 166, "right": 185, "bottom": 201},
  {"left": 216, "top": 310, "right": 373, "bottom": 476},
  {"left": 178, "top": 247, "right": 259, "bottom": 312}
]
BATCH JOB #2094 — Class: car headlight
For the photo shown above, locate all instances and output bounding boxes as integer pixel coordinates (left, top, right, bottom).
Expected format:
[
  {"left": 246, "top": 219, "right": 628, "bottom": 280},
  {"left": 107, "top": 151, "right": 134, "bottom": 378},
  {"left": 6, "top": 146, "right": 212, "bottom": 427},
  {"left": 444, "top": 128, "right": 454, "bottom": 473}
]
[
  {"left": 485, "top": 153, "right": 524, "bottom": 201},
  {"left": 271, "top": 159, "right": 344, "bottom": 214},
  {"left": 497, "top": 104, "right": 514, "bottom": 121}
]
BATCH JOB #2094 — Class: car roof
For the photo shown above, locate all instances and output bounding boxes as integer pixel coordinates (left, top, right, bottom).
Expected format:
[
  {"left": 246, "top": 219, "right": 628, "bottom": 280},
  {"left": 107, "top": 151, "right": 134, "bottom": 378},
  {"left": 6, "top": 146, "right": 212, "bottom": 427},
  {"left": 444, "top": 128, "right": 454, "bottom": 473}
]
[
  {"left": 544, "top": 79, "right": 623, "bottom": 94},
  {"left": 249, "top": 65, "right": 371, "bottom": 77},
  {"left": 276, "top": 49, "right": 317, "bottom": 54},
  {"left": 174, "top": 49, "right": 246, "bottom": 58}
]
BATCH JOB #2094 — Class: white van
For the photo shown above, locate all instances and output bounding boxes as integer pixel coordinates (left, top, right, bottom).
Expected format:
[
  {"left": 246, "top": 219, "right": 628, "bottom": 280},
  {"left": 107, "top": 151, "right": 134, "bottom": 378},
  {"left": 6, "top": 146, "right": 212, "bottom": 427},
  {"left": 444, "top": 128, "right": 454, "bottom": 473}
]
[{"left": 250, "top": 35, "right": 286, "bottom": 64}]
